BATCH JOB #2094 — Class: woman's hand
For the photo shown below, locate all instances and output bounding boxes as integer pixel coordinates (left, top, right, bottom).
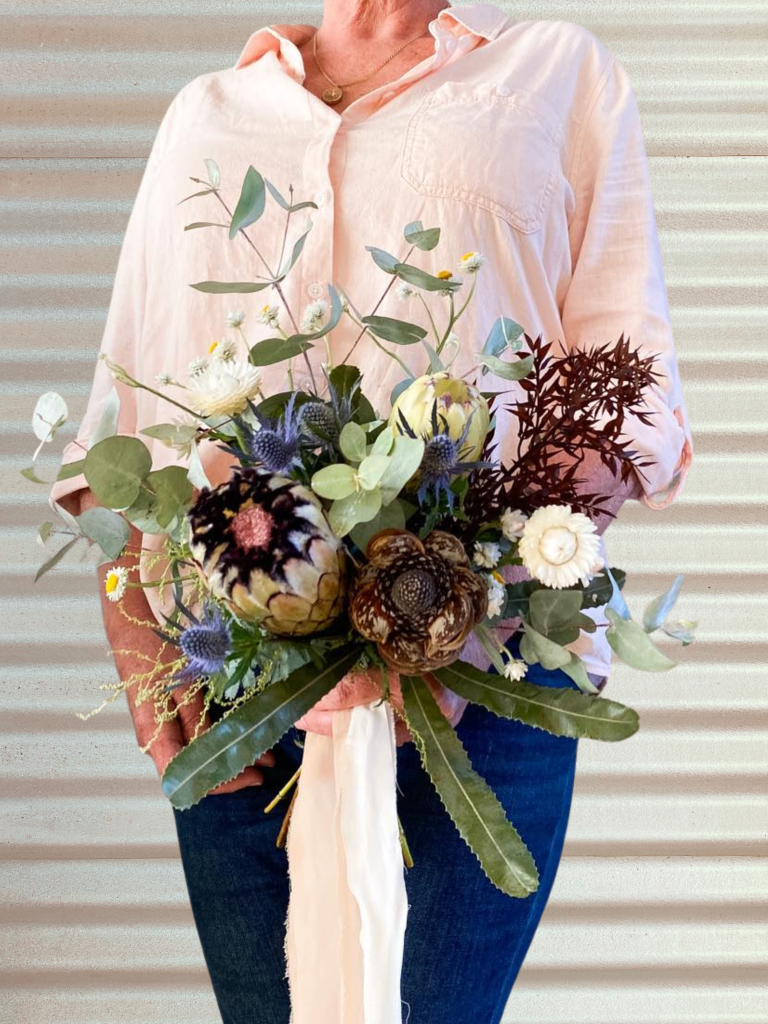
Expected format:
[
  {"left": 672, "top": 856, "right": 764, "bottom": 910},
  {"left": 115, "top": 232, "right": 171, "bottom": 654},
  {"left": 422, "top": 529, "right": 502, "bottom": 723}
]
[{"left": 294, "top": 667, "right": 468, "bottom": 746}]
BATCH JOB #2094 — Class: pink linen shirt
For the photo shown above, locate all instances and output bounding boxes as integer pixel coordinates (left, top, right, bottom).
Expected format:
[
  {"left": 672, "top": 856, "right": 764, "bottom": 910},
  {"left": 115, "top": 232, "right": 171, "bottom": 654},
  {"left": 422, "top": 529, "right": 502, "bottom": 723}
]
[{"left": 49, "top": 2, "right": 693, "bottom": 678}]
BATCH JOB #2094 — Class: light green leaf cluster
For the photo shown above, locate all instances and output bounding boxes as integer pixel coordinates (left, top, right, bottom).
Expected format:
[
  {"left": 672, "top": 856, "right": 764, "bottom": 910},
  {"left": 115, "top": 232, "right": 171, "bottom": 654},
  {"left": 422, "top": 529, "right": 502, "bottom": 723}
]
[{"left": 311, "top": 425, "right": 424, "bottom": 536}]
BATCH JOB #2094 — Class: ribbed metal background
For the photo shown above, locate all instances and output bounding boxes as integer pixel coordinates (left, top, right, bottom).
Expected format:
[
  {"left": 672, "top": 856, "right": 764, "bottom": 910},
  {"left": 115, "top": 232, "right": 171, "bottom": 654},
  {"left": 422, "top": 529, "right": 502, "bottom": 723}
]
[{"left": 2, "top": 2, "right": 766, "bottom": 1021}]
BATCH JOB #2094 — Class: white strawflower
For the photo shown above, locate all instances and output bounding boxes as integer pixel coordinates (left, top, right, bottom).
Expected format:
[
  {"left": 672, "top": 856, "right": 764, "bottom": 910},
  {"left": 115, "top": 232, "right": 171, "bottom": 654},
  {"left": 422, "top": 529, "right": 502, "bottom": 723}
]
[
  {"left": 485, "top": 573, "right": 506, "bottom": 618},
  {"left": 210, "top": 337, "right": 237, "bottom": 362},
  {"left": 500, "top": 508, "right": 528, "bottom": 541},
  {"left": 256, "top": 302, "right": 281, "bottom": 328},
  {"left": 104, "top": 565, "right": 128, "bottom": 602},
  {"left": 502, "top": 657, "right": 527, "bottom": 682},
  {"left": 474, "top": 540, "right": 502, "bottom": 569},
  {"left": 185, "top": 359, "right": 262, "bottom": 418},
  {"left": 188, "top": 357, "right": 209, "bottom": 377},
  {"left": 459, "top": 250, "right": 485, "bottom": 274},
  {"left": 396, "top": 281, "right": 414, "bottom": 301},
  {"left": 226, "top": 310, "right": 246, "bottom": 328},
  {"left": 518, "top": 504, "right": 603, "bottom": 589},
  {"left": 155, "top": 370, "right": 174, "bottom": 387},
  {"left": 300, "top": 299, "right": 328, "bottom": 333}
]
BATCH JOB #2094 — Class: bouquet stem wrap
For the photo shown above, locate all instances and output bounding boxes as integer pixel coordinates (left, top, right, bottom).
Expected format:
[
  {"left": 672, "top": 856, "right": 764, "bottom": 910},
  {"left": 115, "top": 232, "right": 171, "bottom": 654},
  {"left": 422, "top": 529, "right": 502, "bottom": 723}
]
[{"left": 285, "top": 700, "right": 408, "bottom": 1023}]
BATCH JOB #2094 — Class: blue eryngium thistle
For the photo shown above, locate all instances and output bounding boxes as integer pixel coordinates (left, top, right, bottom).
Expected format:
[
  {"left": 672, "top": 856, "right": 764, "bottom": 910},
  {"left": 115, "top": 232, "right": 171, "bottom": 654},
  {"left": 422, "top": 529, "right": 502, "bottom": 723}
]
[
  {"left": 176, "top": 604, "right": 232, "bottom": 682},
  {"left": 249, "top": 392, "right": 302, "bottom": 474}
]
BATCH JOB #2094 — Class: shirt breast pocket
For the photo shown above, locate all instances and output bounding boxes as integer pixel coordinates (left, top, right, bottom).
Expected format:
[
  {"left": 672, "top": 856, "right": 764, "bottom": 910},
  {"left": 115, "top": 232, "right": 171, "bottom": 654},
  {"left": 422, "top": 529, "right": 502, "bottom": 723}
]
[{"left": 400, "top": 80, "right": 564, "bottom": 235}]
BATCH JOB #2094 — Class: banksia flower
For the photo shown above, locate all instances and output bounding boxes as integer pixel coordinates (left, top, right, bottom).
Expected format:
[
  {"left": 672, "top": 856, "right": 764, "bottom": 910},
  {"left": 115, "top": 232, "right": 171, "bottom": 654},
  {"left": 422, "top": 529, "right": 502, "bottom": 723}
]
[
  {"left": 187, "top": 469, "right": 346, "bottom": 636},
  {"left": 349, "top": 528, "right": 488, "bottom": 673}
]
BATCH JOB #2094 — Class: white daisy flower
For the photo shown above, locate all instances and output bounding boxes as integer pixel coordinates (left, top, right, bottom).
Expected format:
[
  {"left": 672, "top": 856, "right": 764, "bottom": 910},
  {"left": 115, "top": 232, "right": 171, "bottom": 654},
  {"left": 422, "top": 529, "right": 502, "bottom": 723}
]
[
  {"left": 155, "top": 371, "right": 174, "bottom": 387},
  {"left": 185, "top": 359, "right": 262, "bottom": 418},
  {"left": 188, "top": 357, "right": 209, "bottom": 377},
  {"left": 518, "top": 504, "right": 603, "bottom": 589},
  {"left": 396, "top": 281, "right": 414, "bottom": 301},
  {"left": 226, "top": 310, "right": 246, "bottom": 328},
  {"left": 485, "top": 573, "right": 506, "bottom": 618},
  {"left": 459, "top": 250, "right": 485, "bottom": 273},
  {"left": 474, "top": 540, "right": 502, "bottom": 569},
  {"left": 300, "top": 299, "right": 328, "bottom": 333},
  {"left": 256, "top": 303, "right": 281, "bottom": 328},
  {"left": 210, "top": 337, "right": 237, "bottom": 362},
  {"left": 502, "top": 657, "right": 527, "bottom": 682},
  {"left": 500, "top": 508, "right": 528, "bottom": 541},
  {"left": 104, "top": 565, "right": 128, "bottom": 603}
]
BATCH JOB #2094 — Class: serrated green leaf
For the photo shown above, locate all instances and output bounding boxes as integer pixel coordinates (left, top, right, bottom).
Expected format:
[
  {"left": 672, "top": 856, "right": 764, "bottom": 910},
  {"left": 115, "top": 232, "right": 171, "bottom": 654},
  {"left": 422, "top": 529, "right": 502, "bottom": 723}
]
[
  {"left": 339, "top": 422, "right": 367, "bottom": 463},
  {"left": 605, "top": 608, "right": 676, "bottom": 671},
  {"left": 249, "top": 336, "right": 313, "bottom": 367},
  {"left": 394, "top": 263, "right": 462, "bottom": 292},
  {"left": 328, "top": 487, "right": 382, "bottom": 536},
  {"left": 229, "top": 165, "right": 266, "bottom": 239},
  {"left": 435, "top": 661, "right": 638, "bottom": 740},
  {"left": 400, "top": 675, "right": 539, "bottom": 898},
  {"left": 76, "top": 506, "right": 131, "bottom": 559},
  {"left": 403, "top": 221, "right": 440, "bottom": 250},
  {"left": 361, "top": 314, "right": 427, "bottom": 346},
  {"left": 643, "top": 574, "right": 685, "bottom": 633},
  {"left": 162, "top": 648, "right": 360, "bottom": 809},
  {"left": 190, "top": 280, "right": 272, "bottom": 294},
  {"left": 311, "top": 463, "right": 358, "bottom": 500},
  {"left": 84, "top": 436, "right": 152, "bottom": 508},
  {"left": 476, "top": 352, "right": 533, "bottom": 381}
]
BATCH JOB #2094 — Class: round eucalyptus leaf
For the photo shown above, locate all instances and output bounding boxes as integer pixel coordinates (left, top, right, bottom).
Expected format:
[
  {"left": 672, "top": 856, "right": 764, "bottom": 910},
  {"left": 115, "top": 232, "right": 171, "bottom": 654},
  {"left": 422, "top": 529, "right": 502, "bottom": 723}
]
[
  {"left": 338, "top": 422, "right": 367, "bottom": 463},
  {"left": 311, "top": 463, "right": 358, "bottom": 501},
  {"left": 32, "top": 392, "right": 68, "bottom": 442},
  {"left": 84, "top": 436, "right": 152, "bottom": 508}
]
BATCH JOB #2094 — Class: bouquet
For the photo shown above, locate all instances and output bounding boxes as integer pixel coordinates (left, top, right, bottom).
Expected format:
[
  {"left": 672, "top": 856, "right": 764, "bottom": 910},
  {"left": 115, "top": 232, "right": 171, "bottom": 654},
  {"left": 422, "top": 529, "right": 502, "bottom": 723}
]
[{"left": 25, "top": 161, "right": 696, "bottom": 1018}]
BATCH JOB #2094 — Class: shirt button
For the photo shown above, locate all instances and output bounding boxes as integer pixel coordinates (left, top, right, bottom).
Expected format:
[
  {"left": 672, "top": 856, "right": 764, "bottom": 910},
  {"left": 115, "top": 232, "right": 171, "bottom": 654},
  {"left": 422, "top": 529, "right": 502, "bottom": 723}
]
[
  {"left": 307, "top": 281, "right": 325, "bottom": 299},
  {"left": 314, "top": 188, "right": 332, "bottom": 207},
  {"left": 495, "top": 82, "right": 511, "bottom": 97}
]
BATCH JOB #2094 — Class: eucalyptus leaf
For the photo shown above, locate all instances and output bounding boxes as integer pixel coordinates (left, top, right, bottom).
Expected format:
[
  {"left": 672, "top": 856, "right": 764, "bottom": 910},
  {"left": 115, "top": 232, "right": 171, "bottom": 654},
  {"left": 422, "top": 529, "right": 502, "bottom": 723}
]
[
  {"left": 662, "top": 619, "right": 698, "bottom": 646},
  {"left": 190, "top": 280, "right": 272, "bottom": 294},
  {"left": 145, "top": 466, "right": 194, "bottom": 528},
  {"left": 404, "top": 221, "right": 440, "bottom": 251},
  {"left": 277, "top": 218, "right": 313, "bottom": 278},
  {"left": 184, "top": 221, "right": 229, "bottom": 231},
  {"left": 558, "top": 654, "right": 600, "bottom": 695},
  {"left": 204, "top": 159, "right": 221, "bottom": 188},
  {"left": 421, "top": 339, "right": 445, "bottom": 372},
  {"left": 605, "top": 565, "right": 631, "bottom": 620},
  {"left": 390, "top": 377, "right": 414, "bottom": 406},
  {"left": 249, "top": 336, "right": 313, "bottom": 366},
  {"left": 76, "top": 506, "right": 131, "bottom": 559},
  {"left": 32, "top": 392, "right": 68, "bottom": 443},
  {"left": 311, "top": 463, "right": 358, "bottom": 500},
  {"left": 643, "top": 574, "right": 685, "bottom": 633},
  {"left": 186, "top": 442, "right": 211, "bottom": 490},
  {"left": 329, "top": 488, "right": 382, "bottom": 536},
  {"left": 229, "top": 165, "right": 266, "bottom": 239},
  {"left": 366, "top": 245, "right": 399, "bottom": 274},
  {"left": 349, "top": 499, "right": 406, "bottom": 554},
  {"left": 362, "top": 314, "right": 427, "bottom": 346},
  {"left": 605, "top": 608, "right": 676, "bottom": 671},
  {"left": 357, "top": 454, "right": 391, "bottom": 491},
  {"left": 400, "top": 675, "right": 539, "bottom": 898},
  {"left": 369, "top": 428, "right": 394, "bottom": 457},
  {"left": 528, "top": 590, "right": 583, "bottom": 637},
  {"left": 481, "top": 316, "right": 524, "bottom": 362},
  {"left": 435, "top": 661, "right": 637, "bottom": 740},
  {"left": 394, "top": 262, "right": 462, "bottom": 293},
  {"left": 521, "top": 626, "right": 572, "bottom": 671},
  {"left": 141, "top": 422, "right": 198, "bottom": 449},
  {"left": 84, "top": 436, "right": 152, "bottom": 508},
  {"left": 56, "top": 458, "right": 86, "bottom": 481},
  {"left": 162, "top": 647, "right": 361, "bottom": 809},
  {"left": 339, "top": 422, "right": 368, "bottom": 464},
  {"left": 476, "top": 352, "right": 533, "bottom": 381},
  {"left": 34, "top": 536, "right": 80, "bottom": 582},
  {"left": 379, "top": 435, "right": 424, "bottom": 504},
  {"left": 89, "top": 387, "right": 121, "bottom": 446},
  {"left": 37, "top": 521, "right": 54, "bottom": 545},
  {"left": 21, "top": 466, "right": 50, "bottom": 484}
]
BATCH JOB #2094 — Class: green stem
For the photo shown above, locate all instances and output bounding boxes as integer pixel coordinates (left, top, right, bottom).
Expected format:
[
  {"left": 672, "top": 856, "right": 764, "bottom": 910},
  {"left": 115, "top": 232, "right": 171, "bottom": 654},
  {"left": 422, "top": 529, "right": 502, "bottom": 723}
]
[{"left": 339, "top": 243, "right": 417, "bottom": 365}]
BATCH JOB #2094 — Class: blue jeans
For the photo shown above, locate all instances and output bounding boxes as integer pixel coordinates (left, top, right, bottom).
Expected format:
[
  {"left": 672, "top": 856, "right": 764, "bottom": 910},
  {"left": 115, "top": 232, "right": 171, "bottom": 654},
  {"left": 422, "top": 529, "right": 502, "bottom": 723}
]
[{"left": 172, "top": 655, "right": 578, "bottom": 1024}]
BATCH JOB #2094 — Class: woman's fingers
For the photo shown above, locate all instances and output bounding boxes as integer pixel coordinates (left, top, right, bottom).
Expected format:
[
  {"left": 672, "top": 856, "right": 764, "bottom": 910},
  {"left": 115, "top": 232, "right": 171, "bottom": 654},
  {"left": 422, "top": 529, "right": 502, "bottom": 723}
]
[
  {"left": 209, "top": 765, "right": 265, "bottom": 794},
  {"left": 147, "top": 721, "right": 186, "bottom": 776}
]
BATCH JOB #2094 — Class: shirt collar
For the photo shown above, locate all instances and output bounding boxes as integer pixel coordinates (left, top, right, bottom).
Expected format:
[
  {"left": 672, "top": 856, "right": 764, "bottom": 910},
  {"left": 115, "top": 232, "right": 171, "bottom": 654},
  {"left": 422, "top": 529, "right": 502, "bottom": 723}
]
[{"left": 233, "top": 3, "right": 512, "bottom": 72}]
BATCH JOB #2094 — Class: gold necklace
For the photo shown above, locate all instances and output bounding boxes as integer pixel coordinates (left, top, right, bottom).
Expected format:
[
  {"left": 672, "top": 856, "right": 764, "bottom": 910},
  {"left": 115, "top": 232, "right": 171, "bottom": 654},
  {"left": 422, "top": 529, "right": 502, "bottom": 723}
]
[{"left": 311, "top": 26, "right": 432, "bottom": 105}]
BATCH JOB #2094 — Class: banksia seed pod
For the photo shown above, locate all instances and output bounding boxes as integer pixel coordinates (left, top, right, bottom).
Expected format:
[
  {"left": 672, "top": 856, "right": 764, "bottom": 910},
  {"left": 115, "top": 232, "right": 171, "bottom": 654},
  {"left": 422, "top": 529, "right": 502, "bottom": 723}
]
[
  {"left": 187, "top": 468, "right": 346, "bottom": 636},
  {"left": 349, "top": 528, "right": 488, "bottom": 673}
]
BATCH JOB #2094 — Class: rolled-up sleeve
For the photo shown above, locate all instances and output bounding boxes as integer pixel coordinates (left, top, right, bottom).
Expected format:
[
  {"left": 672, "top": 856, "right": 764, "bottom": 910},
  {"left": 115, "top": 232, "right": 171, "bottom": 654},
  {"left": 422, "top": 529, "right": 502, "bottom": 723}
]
[
  {"left": 560, "top": 54, "right": 693, "bottom": 510},
  {"left": 48, "top": 97, "right": 176, "bottom": 514}
]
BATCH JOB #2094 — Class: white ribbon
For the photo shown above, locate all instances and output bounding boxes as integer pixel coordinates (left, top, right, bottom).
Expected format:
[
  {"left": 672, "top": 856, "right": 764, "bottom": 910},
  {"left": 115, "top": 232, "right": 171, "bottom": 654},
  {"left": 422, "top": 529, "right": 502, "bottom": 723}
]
[{"left": 285, "top": 700, "right": 409, "bottom": 1023}]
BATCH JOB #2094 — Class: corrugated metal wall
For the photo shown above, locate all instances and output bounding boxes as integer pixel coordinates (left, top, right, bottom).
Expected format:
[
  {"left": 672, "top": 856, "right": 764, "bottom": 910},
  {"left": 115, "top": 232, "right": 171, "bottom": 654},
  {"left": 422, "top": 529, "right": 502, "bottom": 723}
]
[{"left": 2, "top": 1, "right": 766, "bottom": 1021}]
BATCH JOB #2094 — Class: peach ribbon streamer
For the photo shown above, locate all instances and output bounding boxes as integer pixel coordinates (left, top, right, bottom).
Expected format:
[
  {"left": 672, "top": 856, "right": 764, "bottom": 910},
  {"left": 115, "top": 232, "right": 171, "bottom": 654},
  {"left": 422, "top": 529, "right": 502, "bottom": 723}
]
[{"left": 284, "top": 700, "right": 408, "bottom": 1023}]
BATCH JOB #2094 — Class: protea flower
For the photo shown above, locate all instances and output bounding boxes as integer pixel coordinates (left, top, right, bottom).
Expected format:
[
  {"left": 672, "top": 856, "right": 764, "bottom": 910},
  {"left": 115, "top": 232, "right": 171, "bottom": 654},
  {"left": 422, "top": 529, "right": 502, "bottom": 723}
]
[
  {"left": 349, "top": 528, "right": 488, "bottom": 673},
  {"left": 187, "top": 468, "right": 346, "bottom": 636},
  {"left": 389, "top": 372, "right": 490, "bottom": 462}
]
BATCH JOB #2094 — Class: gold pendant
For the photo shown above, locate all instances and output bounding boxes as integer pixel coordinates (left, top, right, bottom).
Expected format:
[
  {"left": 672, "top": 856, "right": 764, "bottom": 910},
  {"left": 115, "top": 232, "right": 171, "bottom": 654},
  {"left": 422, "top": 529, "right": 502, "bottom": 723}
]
[{"left": 322, "top": 85, "right": 343, "bottom": 105}]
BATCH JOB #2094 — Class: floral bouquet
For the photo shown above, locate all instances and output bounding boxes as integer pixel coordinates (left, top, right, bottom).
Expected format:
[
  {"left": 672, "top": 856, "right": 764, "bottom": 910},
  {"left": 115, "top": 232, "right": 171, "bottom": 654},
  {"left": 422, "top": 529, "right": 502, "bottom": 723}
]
[{"left": 26, "top": 161, "right": 696, "bottom": 1019}]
